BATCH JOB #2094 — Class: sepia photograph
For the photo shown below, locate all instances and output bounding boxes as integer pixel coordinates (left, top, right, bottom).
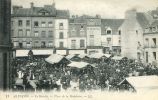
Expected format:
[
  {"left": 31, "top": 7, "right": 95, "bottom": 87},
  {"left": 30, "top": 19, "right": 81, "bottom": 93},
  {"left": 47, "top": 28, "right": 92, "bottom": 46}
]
[{"left": 0, "top": 0, "right": 158, "bottom": 100}]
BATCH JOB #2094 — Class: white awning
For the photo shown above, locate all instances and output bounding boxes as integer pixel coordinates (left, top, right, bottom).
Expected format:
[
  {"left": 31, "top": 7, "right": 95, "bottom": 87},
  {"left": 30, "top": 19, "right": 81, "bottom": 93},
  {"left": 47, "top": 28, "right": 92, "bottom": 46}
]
[
  {"left": 16, "top": 50, "right": 29, "bottom": 57},
  {"left": 112, "top": 56, "right": 124, "bottom": 60},
  {"left": 16, "top": 50, "right": 53, "bottom": 57},
  {"left": 66, "top": 54, "right": 76, "bottom": 60},
  {"left": 32, "top": 50, "right": 53, "bottom": 55},
  {"left": 68, "top": 61, "right": 90, "bottom": 69},
  {"left": 45, "top": 54, "right": 65, "bottom": 64}
]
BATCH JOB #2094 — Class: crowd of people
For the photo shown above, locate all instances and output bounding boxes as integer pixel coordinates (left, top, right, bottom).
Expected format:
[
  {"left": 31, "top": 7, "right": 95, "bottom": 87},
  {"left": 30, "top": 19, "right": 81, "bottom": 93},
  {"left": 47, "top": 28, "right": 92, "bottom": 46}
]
[{"left": 11, "top": 53, "right": 158, "bottom": 92}]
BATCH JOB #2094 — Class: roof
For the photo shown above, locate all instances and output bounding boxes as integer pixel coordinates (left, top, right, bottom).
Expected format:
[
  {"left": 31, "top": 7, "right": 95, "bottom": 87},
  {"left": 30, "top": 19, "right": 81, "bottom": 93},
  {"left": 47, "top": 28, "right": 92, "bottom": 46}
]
[
  {"left": 12, "top": 5, "right": 69, "bottom": 18},
  {"left": 112, "top": 56, "right": 124, "bottom": 60},
  {"left": 150, "top": 20, "right": 158, "bottom": 26},
  {"left": 136, "top": 13, "right": 150, "bottom": 29},
  {"left": 77, "top": 54, "right": 88, "bottom": 58},
  {"left": 101, "top": 19, "right": 124, "bottom": 35},
  {"left": 119, "top": 75, "right": 158, "bottom": 91},
  {"left": 88, "top": 53, "right": 111, "bottom": 59},
  {"left": 45, "top": 54, "right": 65, "bottom": 64},
  {"left": 66, "top": 54, "right": 76, "bottom": 60},
  {"left": 68, "top": 61, "right": 90, "bottom": 68}
]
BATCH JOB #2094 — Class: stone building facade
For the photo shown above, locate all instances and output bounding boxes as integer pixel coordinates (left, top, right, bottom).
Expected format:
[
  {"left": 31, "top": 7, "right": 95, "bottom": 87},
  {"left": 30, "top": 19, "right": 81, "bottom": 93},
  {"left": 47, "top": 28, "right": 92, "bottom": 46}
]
[
  {"left": 144, "top": 20, "right": 158, "bottom": 65},
  {"left": 11, "top": 2, "right": 69, "bottom": 50}
]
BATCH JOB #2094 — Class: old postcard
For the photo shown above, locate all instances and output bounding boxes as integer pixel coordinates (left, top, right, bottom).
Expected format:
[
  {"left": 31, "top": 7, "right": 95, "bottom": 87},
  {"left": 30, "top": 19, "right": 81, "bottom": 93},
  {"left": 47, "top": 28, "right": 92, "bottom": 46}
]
[{"left": 0, "top": 0, "right": 158, "bottom": 100}]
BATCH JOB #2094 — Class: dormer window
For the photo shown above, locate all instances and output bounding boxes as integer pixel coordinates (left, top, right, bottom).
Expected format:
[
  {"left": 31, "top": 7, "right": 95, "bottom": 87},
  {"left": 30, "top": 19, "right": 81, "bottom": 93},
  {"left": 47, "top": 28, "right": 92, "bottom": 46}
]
[
  {"left": 107, "top": 30, "right": 111, "bottom": 34},
  {"left": 152, "top": 27, "right": 156, "bottom": 32},
  {"left": 38, "top": 9, "right": 50, "bottom": 16}
]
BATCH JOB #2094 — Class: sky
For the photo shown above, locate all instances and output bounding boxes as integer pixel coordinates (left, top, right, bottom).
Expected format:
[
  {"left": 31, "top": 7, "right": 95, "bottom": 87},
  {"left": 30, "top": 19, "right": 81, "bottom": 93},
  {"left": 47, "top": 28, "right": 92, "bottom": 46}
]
[{"left": 12, "top": 0, "right": 158, "bottom": 18}]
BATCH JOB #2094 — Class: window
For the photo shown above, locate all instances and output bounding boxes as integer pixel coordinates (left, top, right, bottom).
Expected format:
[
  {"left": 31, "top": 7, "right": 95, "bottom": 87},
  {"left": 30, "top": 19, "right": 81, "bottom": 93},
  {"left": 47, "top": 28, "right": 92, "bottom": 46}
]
[
  {"left": 152, "top": 27, "right": 156, "bottom": 32},
  {"left": 71, "top": 30, "right": 76, "bottom": 37},
  {"left": 11, "top": 21, "right": 14, "bottom": 27},
  {"left": 119, "top": 40, "right": 121, "bottom": 44},
  {"left": 18, "top": 30, "right": 23, "bottom": 37},
  {"left": 80, "top": 30, "right": 85, "bottom": 36},
  {"left": 34, "top": 31, "right": 39, "bottom": 37},
  {"left": 41, "top": 22, "right": 46, "bottom": 27},
  {"left": 18, "top": 20, "right": 22, "bottom": 26},
  {"left": 26, "top": 30, "right": 30, "bottom": 37},
  {"left": 107, "top": 30, "right": 111, "bottom": 34},
  {"left": 136, "top": 30, "right": 138, "bottom": 35},
  {"left": 119, "top": 30, "right": 121, "bottom": 35},
  {"left": 26, "top": 42, "right": 31, "bottom": 48},
  {"left": 26, "top": 20, "right": 30, "bottom": 26},
  {"left": 152, "top": 38, "right": 156, "bottom": 47},
  {"left": 11, "top": 30, "right": 14, "bottom": 37},
  {"left": 34, "top": 41, "right": 39, "bottom": 47},
  {"left": 59, "top": 42, "right": 64, "bottom": 48},
  {"left": 48, "top": 22, "right": 53, "bottom": 27},
  {"left": 34, "top": 21, "right": 39, "bottom": 27},
  {"left": 59, "top": 32, "right": 64, "bottom": 39},
  {"left": 80, "top": 39, "right": 85, "bottom": 48},
  {"left": 41, "top": 41, "right": 46, "bottom": 48},
  {"left": 48, "top": 31, "right": 53, "bottom": 37},
  {"left": 146, "top": 52, "right": 148, "bottom": 63},
  {"left": 90, "top": 35, "right": 94, "bottom": 38},
  {"left": 13, "top": 41, "right": 18, "bottom": 47},
  {"left": 71, "top": 40, "right": 76, "bottom": 49},
  {"left": 153, "top": 52, "right": 156, "bottom": 60},
  {"left": 41, "top": 31, "right": 46, "bottom": 38},
  {"left": 107, "top": 38, "right": 111, "bottom": 44},
  {"left": 145, "top": 38, "right": 149, "bottom": 47},
  {"left": 59, "top": 23, "right": 63, "bottom": 29},
  {"left": 48, "top": 41, "right": 53, "bottom": 47}
]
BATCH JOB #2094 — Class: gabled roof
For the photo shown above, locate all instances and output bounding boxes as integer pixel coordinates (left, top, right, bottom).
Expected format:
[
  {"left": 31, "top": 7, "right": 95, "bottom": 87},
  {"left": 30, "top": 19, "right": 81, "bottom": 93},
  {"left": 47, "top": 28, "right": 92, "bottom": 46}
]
[
  {"left": 119, "top": 75, "right": 158, "bottom": 92},
  {"left": 136, "top": 13, "right": 150, "bottom": 29},
  {"left": 45, "top": 54, "right": 67, "bottom": 64},
  {"left": 101, "top": 19, "right": 124, "bottom": 35}
]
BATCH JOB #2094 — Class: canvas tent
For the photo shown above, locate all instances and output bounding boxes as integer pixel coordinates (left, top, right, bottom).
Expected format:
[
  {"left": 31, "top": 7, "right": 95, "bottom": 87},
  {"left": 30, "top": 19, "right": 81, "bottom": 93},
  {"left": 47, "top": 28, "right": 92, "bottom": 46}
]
[
  {"left": 118, "top": 75, "right": 158, "bottom": 92},
  {"left": 66, "top": 54, "right": 77, "bottom": 60},
  {"left": 45, "top": 54, "right": 68, "bottom": 64},
  {"left": 68, "top": 61, "right": 91, "bottom": 69},
  {"left": 112, "top": 56, "right": 124, "bottom": 60}
]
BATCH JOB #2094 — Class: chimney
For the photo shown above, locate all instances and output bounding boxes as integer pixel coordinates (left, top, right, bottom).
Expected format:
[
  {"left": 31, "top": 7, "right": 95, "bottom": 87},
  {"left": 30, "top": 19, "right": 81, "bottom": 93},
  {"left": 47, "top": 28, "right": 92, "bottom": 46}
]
[
  {"left": 125, "top": 9, "right": 137, "bottom": 19},
  {"left": 30, "top": 2, "right": 34, "bottom": 8},
  {"left": 52, "top": 0, "right": 56, "bottom": 8}
]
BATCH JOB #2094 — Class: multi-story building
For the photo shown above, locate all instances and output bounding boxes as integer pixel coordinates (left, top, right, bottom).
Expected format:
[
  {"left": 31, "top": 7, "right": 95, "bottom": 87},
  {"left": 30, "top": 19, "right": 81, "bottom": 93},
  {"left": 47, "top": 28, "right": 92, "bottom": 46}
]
[
  {"left": 0, "top": 0, "right": 12, "bottom": 90},
  {"left": 144, "top": 20, "right": 158, "bottom": 65},
  {"left": 101, "top": 19, "right": 124, "bottom": 55},
  {"left": 119, "top": 9, "right": 150, "bottom": 61},
  {"left": 86, "top": 16, "right": 102, "bottom": 54},
  {"left": 54, "top": 13, "right": 69, "bottom": 49},
  {"left": 68, "top": 16, "right": 87, "bottom": 49},
  {"left": 11, "top": 2, "right": 69, "bottom": 50}
]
